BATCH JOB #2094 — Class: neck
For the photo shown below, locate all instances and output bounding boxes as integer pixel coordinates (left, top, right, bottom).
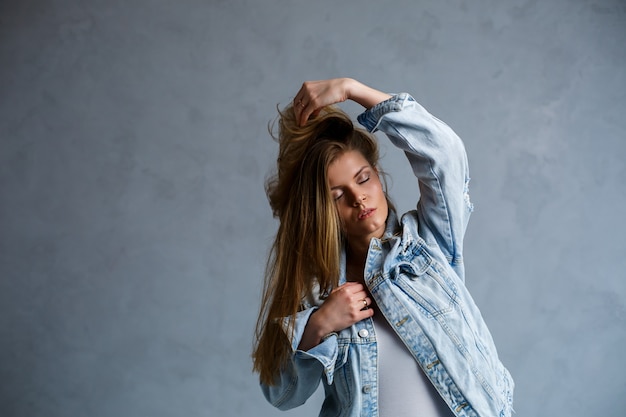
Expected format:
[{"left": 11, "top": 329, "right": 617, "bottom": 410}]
[
  {"left": 346, "top": 240, "right": 369, "bottom": 269},
  {"left": 345, "top": 240, "right": 374, "bottom": 284}
]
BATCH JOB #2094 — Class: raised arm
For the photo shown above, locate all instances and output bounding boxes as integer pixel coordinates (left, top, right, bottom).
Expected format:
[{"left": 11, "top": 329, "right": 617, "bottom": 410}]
[
  {"left": 358, "top": 93, "right": 473, "bottom": 281},
  {"left": 293, "top": 78, "right": 472, "bottom": 280}
]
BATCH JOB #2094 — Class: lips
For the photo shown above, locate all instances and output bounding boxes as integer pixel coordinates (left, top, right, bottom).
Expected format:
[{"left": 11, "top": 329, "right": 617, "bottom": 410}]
[{"left": 358, "top": 208, "right": 376, "bottom": 220}]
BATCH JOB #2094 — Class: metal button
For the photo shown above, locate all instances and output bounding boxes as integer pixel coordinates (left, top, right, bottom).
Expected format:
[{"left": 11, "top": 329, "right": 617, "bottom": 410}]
[
  {"left": 362, "top": 385, "right": 371, "bottom": 394},
  {"left": 358, "top": 329, "right": 369, "bottom": 338}
]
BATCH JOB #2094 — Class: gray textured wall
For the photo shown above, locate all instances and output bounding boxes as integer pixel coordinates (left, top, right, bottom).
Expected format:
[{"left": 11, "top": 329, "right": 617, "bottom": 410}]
[{"left": 1, "top": 1, "right": 625, "bottom": 416}]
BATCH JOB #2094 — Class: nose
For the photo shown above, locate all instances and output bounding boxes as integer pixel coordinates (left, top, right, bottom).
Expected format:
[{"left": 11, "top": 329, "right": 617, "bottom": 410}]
[{"left": 352, "top": 193, "right": 366, "bottom": 207}]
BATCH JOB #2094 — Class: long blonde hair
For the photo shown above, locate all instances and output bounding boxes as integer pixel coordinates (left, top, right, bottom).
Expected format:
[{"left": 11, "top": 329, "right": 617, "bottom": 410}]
[{"left": 252, "top": 103, "right": 386, "bottom": 386}]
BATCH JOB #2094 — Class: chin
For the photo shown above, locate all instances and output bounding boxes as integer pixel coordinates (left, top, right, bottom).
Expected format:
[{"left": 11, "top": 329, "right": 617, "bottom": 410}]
[
  {"left": 368, "top": 221, "right": 386, "bottom": 239},
  {"left": 374, "top": 213, "right": 388, "bottom": 231}
]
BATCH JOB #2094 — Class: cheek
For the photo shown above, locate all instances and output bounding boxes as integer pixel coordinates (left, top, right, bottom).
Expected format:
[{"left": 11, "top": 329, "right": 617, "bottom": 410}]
[
  {"left": 372, "top": 180, "right": 389, "bottom": 215},
  {"left": 371, "top": 179, "right": 386, "bottom": 200}
]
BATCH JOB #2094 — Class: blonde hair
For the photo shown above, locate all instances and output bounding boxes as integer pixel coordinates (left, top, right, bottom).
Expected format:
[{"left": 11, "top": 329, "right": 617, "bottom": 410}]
[{"left": 252, "top": 103, "right": 387, "bottom": 385}]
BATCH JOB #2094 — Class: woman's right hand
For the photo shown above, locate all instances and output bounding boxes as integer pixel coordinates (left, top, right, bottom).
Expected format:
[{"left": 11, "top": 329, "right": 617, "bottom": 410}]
[
  {"left": 292, "top": 78, "right": 391, "bottom": 127},
  {"left": 298, "top": 282, "right": 374, "bottom": 351},
  {"left": 292, "top": 78, "right": 353, "bottom": 127}
]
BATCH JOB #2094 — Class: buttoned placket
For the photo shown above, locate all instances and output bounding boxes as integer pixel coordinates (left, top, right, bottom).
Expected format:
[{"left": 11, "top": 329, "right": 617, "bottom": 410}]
[{"left": 358, "top": 237, "right": 388, "bottom": 416}]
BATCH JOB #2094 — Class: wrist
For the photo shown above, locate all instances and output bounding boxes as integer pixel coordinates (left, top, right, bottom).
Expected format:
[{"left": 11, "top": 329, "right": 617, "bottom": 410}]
[
  {"left": 345, "top": 79, "right": 391, "bottom": 109},
  {"left": 343, "top": 77, "right": 360, "bottom": 102},
  {"left": 309, "top": 308, "right": 332, "bottom": 343},
  {"left": 298, "top": 308, "right": 332, "bottom": 351}
]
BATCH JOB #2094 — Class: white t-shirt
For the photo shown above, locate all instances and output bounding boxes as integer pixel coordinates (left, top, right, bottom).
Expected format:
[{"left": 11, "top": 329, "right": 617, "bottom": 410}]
[{"left": 373, "top": 313, "right": 455, "bottom": 417}]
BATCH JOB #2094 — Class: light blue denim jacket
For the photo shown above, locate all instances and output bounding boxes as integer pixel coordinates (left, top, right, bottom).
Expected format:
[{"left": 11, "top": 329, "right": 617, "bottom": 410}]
[{"left": 261, "top": 94, "right": 514, "bottom": 417}]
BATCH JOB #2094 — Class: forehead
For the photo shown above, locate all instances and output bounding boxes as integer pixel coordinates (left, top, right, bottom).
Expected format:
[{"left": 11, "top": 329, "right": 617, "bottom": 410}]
[{"left": 327, "top": 150, "right": 371, "bottom": 185}]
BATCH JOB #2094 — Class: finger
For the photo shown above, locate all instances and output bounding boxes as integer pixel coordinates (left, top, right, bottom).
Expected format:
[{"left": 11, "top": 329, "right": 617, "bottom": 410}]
[
  {"left": 354, "top": 295, "right": 369, "bottom": 310},
  {"left": 296, "top": 82, "right": 308, "bottom": 98},
  {"left": 299, "top": 103, "right": 312, "bottom": 126},
  {"left": 292, "top": 99, "right": 304, "bottom": 126},
  {"left": 303, "top": 95, "right": 325, "bottom": 125},
  {"left": 342, "top": 286, "right": 365, "bottom": 299},
  {"left": 293, "top": 96, "right": 306, "bottom": 109},
  {"left": 292, "top": 98, "right": 303, "bottom": 118},
  {"left": 351, "top": 289, "right": 368, "bottom": 301},
  {"left": 353, "top": 305, "right": 374, "bottom": 323},
  {"left": 337, "top": 282, "right": 362, "bottom": 290},
  {"left": 327, "top": 284, "right": 355, "bottom": 301},
  {"left": 299, "top": 95, "right": 321, "bottom": 126},
  {"left": 348, "top": 283, "right": 367, "bottom": 294}
]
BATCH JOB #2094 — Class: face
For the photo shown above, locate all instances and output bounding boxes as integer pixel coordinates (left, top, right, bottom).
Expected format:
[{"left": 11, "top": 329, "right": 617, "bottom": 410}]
[{"left": 327, "top": 150, "right": 389, "bottom": 246}]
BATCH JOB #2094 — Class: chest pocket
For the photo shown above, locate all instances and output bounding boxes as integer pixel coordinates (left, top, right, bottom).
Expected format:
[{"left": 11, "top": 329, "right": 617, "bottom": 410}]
[{"left": 390, "top": 259, "right": 459, "bottom": 317}]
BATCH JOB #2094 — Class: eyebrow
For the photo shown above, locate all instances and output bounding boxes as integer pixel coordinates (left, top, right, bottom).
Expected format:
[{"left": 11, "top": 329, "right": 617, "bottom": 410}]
[{"left": 330, "top": 166, "right": 369, "bottom": 190}]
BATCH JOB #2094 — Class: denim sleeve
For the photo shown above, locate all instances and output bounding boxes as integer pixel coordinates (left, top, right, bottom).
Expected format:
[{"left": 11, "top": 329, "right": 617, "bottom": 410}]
[
  {"left": 358, "top": 93, "right": 472, "bottom": 281},
  {"left": 261, "top": 307, "right": 340, "bottom": 410}
]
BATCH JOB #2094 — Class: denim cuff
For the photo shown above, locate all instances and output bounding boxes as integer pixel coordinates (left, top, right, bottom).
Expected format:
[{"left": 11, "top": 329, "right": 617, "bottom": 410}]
[
  {"left": 280, "top": 308, "right": 314, "bottom": 350},
  {"left": 281, "top": 308, "right": 340, "bottom": 384},
  {"left": 357, "top": 92, "right": 415, "bottom": 132},
  {"left": 295, "top": 334, "right": 339, "bottom": 385}
]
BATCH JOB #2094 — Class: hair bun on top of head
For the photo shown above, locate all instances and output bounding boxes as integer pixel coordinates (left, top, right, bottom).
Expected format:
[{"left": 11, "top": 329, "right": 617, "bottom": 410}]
[
  {"left": 312, "top": 111, "right": 353, "bottom": 142},
  {"left": 274, "top": 105, "right": 355, "bottom": 146}
]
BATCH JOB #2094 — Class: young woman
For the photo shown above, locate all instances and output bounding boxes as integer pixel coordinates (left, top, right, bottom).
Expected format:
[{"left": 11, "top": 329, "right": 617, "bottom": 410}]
[{"left": 253, "top": 78, "right": 514, "bottom": 417}]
